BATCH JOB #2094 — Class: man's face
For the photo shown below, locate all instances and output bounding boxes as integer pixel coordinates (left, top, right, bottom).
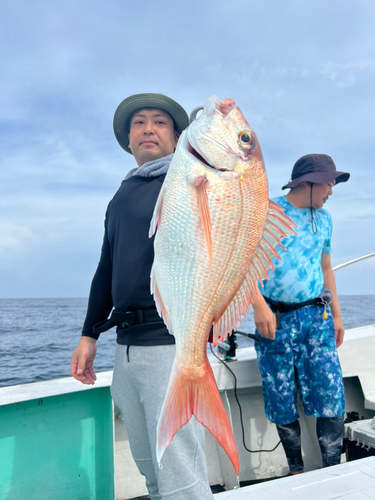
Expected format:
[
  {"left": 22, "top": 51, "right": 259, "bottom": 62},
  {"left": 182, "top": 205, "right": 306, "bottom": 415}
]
[
  {"left": 128, "top": 108, "right": 180, "bottom": 167},
  {"left": 311, "top": 180, "right": 335, "bottom": 208}
]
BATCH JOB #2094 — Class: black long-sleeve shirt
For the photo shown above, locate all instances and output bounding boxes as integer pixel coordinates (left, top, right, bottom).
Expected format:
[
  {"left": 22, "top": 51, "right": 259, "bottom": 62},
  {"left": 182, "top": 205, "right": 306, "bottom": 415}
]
[{"left": 81, "top": 173, "right": 174, "bottom": 346}]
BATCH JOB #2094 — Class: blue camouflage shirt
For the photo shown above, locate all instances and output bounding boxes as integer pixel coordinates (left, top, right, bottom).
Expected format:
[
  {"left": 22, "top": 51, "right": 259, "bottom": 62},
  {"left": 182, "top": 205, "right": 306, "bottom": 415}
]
[{"left": 261, "top": 196, "right": 332, "bottom": 303}]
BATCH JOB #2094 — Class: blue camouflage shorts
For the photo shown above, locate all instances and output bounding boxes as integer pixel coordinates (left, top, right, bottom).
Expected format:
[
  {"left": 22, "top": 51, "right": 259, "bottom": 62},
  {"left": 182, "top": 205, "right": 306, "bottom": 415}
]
[{"left": 254, "top": 305, "right": 345, "bottom": 425}]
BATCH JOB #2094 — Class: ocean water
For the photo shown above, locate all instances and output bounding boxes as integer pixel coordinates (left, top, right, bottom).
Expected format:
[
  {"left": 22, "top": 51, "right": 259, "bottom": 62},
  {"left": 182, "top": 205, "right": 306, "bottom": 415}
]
[{"left": 0, "top": 295, "right": 374, "bottom": 388}]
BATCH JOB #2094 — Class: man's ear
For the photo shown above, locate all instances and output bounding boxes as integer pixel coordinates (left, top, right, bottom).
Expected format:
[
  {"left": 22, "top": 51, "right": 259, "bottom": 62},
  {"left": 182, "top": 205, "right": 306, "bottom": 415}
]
[
  {"left": 128, "top": 133, "right": 132, "bottom": 152},
  {"left": 174, "top": 131, "right": 180, "bottom": 147}
]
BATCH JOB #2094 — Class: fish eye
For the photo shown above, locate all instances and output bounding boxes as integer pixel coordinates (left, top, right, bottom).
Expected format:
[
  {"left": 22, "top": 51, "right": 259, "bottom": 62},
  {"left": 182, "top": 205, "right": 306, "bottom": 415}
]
[{"left": 238, "top": 131, "right": 252, "bottom": 149}]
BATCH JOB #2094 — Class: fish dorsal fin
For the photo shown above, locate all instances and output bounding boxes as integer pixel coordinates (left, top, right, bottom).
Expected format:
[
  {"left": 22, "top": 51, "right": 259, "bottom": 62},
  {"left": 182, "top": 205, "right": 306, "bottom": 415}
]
[
  {"left": 187, "top": 173, "right": 212, "bottom": 264},
  {"left": 213, "top": 273, "right": 256, "bottom": 345},
  {"left": 149, "top": 184, "right": 165, "bottom": 238},
  {"left": 214, "top": 200, "right": 297, "bottom": 342}
]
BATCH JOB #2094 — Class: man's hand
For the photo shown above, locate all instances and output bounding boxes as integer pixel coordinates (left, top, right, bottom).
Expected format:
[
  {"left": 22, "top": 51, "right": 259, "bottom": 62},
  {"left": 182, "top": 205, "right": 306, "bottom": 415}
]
[
  {"left": 253, "top": 300, "right": 276, "bottom": 339},
  {"left": 250, "top": 287, "right": 276, "bottom": 339},
  {"left": 321, "top": 253, "right": 345, "bottom": 348},
  {"left": 333, "top": 316, "right": 345, "bottom": 348},
  {"left": 71, "top": 336, "right": 97, "bottom": 385}
]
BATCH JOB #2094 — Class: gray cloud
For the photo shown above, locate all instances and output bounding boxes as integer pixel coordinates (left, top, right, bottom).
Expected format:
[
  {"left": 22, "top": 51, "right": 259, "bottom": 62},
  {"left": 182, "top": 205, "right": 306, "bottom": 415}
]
[{"left": 1, "top": 0, "right": 375, "bottom": 297}]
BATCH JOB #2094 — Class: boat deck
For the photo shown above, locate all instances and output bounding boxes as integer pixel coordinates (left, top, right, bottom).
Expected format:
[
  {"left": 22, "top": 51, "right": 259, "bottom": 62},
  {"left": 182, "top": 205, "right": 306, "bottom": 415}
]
[
  {"left": 214, "top": 457, "right": 375, "bottom": 499},
  {"left": 1, "top": 325, "right": 374, "bottom": 499}
]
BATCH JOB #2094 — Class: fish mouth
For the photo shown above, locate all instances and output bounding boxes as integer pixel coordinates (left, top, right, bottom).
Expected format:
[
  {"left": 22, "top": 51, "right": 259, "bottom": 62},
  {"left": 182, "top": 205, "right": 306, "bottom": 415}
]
[{"left": 187, "top": 141, "right": 228, "bottom": 172}]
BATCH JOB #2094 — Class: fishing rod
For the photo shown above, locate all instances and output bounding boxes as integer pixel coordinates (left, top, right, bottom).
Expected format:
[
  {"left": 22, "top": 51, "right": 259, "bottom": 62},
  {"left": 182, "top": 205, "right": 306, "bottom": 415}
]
[
  {"left": 235, "top": 330, "right": 261, "bottom": 342},
  {"left": 217, "top": 330, "right": 260, "bottom": 355},
  {"left": 333, "top": 252, "right": 375, "bottom": 271}
]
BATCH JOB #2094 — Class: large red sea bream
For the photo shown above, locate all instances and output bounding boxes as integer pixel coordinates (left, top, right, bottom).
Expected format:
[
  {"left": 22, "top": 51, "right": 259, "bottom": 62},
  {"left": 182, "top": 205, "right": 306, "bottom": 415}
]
[{"left": 149, "top": 95, "right": 297, "bottom": 474}]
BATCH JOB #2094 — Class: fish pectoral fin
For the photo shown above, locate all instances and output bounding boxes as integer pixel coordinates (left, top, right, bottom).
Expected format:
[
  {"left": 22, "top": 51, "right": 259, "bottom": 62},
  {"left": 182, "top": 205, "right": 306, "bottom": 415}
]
[
  {"left": 187, "top": 173, "right": 212, "bottom": 264},
  {"left": 149, "top": 184, "right": 165, "bottom": 238},
  {"left": 156, "top": 358, "right": 239, "bottom": 475}
]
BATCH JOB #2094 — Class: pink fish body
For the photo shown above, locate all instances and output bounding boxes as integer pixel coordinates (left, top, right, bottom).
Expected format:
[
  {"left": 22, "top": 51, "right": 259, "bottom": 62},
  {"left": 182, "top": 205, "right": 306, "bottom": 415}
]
[{"left": 149, "top": 96, "right": 297, "bottom": 474}]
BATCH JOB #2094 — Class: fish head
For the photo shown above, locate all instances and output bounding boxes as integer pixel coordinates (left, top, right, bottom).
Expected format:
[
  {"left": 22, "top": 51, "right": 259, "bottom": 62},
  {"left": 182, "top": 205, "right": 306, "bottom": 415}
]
[{"left": 187, "top": 95, "right": 264, "bottom": 174}]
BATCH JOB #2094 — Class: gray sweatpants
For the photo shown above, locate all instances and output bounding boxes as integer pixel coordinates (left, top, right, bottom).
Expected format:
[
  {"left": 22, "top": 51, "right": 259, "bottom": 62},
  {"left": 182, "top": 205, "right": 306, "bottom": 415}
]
[{"left": 111, "top": 344, "right": 214, "bottom": 500}]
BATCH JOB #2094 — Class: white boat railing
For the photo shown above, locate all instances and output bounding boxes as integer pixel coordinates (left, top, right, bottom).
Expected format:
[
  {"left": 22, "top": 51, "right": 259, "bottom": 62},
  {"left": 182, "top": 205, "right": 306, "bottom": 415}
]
[{"left": 333, "top": 252, "right": 375, "bottom": 271}]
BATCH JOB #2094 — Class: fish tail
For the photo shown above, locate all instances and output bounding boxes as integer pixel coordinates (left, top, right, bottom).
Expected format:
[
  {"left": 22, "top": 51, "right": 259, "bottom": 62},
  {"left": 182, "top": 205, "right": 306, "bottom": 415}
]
[{"left": 157, "top": 358, "right": 239, "bottom": 474}]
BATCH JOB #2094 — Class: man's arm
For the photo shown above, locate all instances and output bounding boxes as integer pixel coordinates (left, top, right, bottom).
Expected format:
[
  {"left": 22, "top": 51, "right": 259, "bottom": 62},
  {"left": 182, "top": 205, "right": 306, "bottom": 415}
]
[
  {"left": 71, "top": 259, "right": 113, "bottom": 384},
  {"left": 321, "top": 253, "right": 344, "bottom": 348},
  {"left": 71, "top": 264, "right": 112, "bottom": 384},
  {"left": 251, "top": 283, "right": 276, "bottom": 339},
  {"left": 71, "top": 218, "right": 113, "bottom": 384}
]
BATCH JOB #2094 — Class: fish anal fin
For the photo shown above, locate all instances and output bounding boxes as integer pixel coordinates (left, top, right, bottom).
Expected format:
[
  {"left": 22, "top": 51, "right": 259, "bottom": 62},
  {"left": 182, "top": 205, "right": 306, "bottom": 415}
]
[
  {"left": 149, "top": 185, "right": 165, "bottom": 238},
  {"left": 150, "top": 265, "right": 172, "bottom": 333},
  {"left": 187, "top": 173, "right": 212, "bottom": 264},
  {"left": 157, "top": 359, "right": 239, "bottom": 475}
]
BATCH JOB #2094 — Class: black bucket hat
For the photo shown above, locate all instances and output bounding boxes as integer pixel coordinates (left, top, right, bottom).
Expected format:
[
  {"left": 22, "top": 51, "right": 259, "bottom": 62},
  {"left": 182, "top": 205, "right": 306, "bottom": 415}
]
[
  {"left": 282, "top": 154, "right": 350, "bottom": 190},
  {"left": 113, "top": 93, "right": 189, "bottom": 154}
]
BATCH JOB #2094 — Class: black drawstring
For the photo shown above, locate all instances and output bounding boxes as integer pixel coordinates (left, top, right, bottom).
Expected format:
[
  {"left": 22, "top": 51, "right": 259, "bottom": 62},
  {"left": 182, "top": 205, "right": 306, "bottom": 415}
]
[
  {"left": 126, "top": 345, "right": 130, "bottom": 362},
  {"left": 310, "top": 183, "right": 317, "bottom": 234}
]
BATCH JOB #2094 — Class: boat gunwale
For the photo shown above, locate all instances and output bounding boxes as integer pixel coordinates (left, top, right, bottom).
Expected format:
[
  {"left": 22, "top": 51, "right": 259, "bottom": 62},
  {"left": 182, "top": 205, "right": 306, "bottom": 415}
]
[{"left": 1, "top": 324, "right": 374, "bottom": 406}]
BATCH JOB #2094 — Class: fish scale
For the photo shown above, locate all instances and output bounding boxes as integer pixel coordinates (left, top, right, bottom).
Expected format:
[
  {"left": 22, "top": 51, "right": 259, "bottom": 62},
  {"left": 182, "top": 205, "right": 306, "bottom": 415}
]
[{"left": 149, "top": 95, "right": 297, "bottom": 475}]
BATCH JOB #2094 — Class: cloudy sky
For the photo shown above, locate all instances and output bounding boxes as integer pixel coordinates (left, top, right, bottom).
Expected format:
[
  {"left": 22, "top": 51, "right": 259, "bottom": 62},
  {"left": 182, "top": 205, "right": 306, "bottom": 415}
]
[{"left": 1, "top": 0, "right": 374, "bottom": 298}]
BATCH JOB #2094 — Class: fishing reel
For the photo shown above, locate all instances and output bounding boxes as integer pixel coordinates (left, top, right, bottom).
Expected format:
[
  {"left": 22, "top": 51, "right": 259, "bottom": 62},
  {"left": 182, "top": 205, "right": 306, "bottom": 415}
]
[
  {"left": 217, "top": 331, "right": 238, "bottom": 360},
  {"left": 217, "top": 330, "right": 261, "bottom": 360}
]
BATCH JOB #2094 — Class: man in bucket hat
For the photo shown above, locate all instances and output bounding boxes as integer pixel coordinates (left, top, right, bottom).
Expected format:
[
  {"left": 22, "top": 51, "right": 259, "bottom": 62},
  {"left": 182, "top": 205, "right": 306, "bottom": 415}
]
[
  {"left": 71, "top": 93, "right": 214, "bottom": 499},
  {"left": 251, "top": 153, "right": 350, "bottom": 476}
]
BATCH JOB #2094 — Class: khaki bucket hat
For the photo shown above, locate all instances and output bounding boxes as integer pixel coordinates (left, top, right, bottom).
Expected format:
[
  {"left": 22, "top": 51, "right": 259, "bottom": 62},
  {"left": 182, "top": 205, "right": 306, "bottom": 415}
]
[{"left": 113, "top": 93, "right": 189, "bottom": 154}]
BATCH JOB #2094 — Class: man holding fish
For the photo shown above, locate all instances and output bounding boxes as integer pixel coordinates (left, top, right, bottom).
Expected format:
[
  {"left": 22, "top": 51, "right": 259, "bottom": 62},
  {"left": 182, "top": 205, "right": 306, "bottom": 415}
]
[
  {"left": 71, "top": 93, "right": 214, "bottom": 499},
  {"left": 252, "top": 154, "right": 350, "bottom": 475},
  {"left": 71, "top": 89, "right": 344, "bottom": 493}
]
